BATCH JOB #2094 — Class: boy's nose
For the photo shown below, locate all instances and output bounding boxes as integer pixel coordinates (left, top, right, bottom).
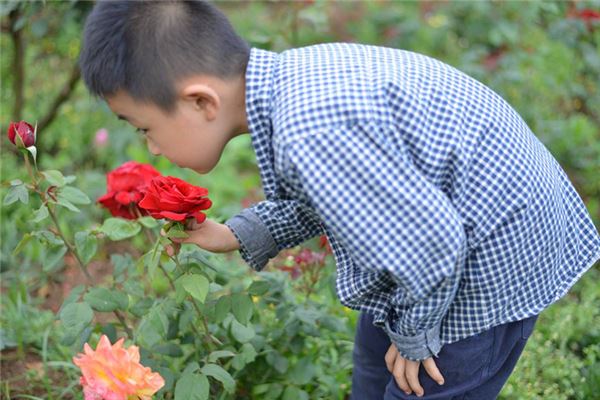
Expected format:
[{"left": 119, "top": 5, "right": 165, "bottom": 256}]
[{"left": 146, "top": 139, "right": 161, "bottom": 156}]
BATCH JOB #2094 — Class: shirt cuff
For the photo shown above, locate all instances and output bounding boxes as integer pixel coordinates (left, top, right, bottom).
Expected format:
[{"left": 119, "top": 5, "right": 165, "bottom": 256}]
[
  {"left": 224, "top": 208, "right": 279, "bottom": 272},
  {"left": 383, "top": 319, "right": 442, "bottom": 361}
]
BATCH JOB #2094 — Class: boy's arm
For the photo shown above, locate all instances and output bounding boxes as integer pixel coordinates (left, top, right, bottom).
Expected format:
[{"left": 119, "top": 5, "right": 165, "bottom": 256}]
[
  {"left": 224, "top": 199, "right": 324, "bottom": 272},
  {"left": 283, "top": 126, "right": 467, "bottom": 361}
]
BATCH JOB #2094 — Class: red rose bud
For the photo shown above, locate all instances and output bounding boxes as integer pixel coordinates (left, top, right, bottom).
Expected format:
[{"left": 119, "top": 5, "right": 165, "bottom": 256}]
[
  {"left": 138, "top": 176, "right": 212, "bottom": 223},
  {"left": 98, "top": 161, "right": 161, "bottom": 219},
  {"left": 7, "top": 120, "right": 36, "bottom": 147}
]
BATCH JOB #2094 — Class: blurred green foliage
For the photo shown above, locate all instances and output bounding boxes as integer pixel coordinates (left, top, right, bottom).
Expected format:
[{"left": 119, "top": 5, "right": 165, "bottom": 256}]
[{"left": 1, "top": 1, "right": 599, "bottom": 399}]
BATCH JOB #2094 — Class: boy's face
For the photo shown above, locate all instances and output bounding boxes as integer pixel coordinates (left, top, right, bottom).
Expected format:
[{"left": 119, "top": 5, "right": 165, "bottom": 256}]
[{"left": 106, "top": 79, "right": 246, "bottom": 174}]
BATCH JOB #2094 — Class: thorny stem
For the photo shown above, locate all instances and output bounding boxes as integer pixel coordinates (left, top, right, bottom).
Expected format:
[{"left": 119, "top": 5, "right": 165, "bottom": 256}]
[
  {"left": 25, "top": 152, "right": 134, "bottom": 338},
  {"left": 169, "top": 252, "right": 222, "bottom": 349},
  {"left": 133, "top": 208, "right": 222, "bottom": 348}
]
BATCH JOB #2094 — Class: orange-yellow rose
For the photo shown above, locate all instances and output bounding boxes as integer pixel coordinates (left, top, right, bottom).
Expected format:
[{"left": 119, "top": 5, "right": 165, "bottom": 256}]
[{"left": 73, "top": 335, "right": 164, "bottom": 400}]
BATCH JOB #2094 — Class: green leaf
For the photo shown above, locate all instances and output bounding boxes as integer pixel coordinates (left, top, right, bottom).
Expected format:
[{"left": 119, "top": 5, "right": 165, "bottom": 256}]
[
  {"left": 167, "top": 229, "right": 188, "bottom": 239},
  {"left": 248, "top": 280, "right": 270, "bottom": 296},
  {"left": 152, "top": 343, "right": 184, "bottom": 357},
  {"left": 208, "top": 350, "right": 236, "bottom": 363},
  {"left": 174, "top": 373, "right": 209, "bottom": 400},
  {"left": 231, "top": 293, "right": 253, "bottom": 325},
  {"left": 214, "top": 295, "right": 231, "bottom": 324},
  {"left": 58, "top": 285, "right": 86, "bottom": 315},
  {"left": 100, "top": 218, "right": 141, "bottom": 241},
  {"left": 59, "top": 302, "right": 93, "bottom": 334},
  {"left": 32, "top": 205, "right": 49, "bottom": 223},
  {"left": 241, "top": 343, "right": 257, "bottom": 363},
  {"left": 230, "top": 319, "right": 254, "bottom": 343},
  {"left": 41, "top": 170, "right": 66, "bottom": 187},
  {"left": 4, "top": 184, "right": 28, "bottom": 205},
  {"left": 84, "top": 288, "right": 129, "bottom": 312},
  {"left": 266, "top": 351, "right": 289, "bottom": 374},
  {"left": 282, "top": 386, "right": 308, "bottom": 400},
  {"left": 181, "top": 274, "right": 210, "bottom": 303},
  {"left": 55, "top": 197, "right": 80, "bottom": 212},
  {"left": 112, "top": 254, "right": 134, "bottom": 277},
  {"left": 147, "top": 244, "right": 163, "bottom": 279},
  {"left": 12, "top": 233, "right": 32, "bottom": 256},
  {"left": 138, "top": 216, "right": 159, "bottom": 228},
  {"left": 137, "top": 305, "right": 168, "bottom": 347},
  {"left": 75, "top": 231, "right": 98, "bottom": 265},
  {"left": 129, "top": 298, "right": 154, "bottom": 318},
  {"left": 289, "top": 357, "right": 316, "bottom": 386},
  {"left": 200, "top": 363, "right": 235, "bottom": 393},
  {"left": 58, "top": 186, "right": 91, "bottom": 205},
  {"left": 43, "top": 245, "right": 67, "bottom": 272}
]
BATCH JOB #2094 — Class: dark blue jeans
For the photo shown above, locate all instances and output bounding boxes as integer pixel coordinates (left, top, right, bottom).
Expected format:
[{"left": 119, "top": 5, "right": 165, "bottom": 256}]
[{"left": 350, "top": 312, "right": 538, "bottom": 400}]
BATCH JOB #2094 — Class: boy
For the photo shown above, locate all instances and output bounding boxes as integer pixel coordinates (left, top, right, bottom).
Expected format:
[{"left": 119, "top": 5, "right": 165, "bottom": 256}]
[{"left": 79, "top": 1, "right": 600, "bottom": 399}]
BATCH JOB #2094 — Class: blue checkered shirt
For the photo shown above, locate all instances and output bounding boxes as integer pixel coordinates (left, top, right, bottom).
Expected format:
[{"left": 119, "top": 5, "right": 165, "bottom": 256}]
[{"left": 225, "top": 43, "right": 600, "bottom": 361}]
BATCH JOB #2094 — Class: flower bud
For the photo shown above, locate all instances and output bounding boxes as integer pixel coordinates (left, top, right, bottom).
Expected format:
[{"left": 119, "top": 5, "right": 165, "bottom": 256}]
[{"left": 7, "top": 120, "right": 36, "bottom": 148}]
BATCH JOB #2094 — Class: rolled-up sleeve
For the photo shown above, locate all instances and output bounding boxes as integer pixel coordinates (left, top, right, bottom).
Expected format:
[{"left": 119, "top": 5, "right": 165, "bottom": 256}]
[
  {"left": 225, "top": 199, "right": 324, "bottom": 272},
  {"left": 283, "top": 122, "right": 468, "bottom": 360}
]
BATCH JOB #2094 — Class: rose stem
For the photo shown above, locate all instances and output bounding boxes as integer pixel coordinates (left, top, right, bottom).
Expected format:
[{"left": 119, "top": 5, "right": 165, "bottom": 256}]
[{"left": 133, "top": 208, "right": 221, "bottom": 348}]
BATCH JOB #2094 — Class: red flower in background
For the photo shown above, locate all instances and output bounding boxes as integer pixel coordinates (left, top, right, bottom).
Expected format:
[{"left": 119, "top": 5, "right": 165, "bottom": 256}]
[
  {"left": 97, "top": 161, "right": 161, "bottom": 219},
  {"left": 568, "top": 7, "right": 600, "bottom": 31},
  {"left": 139, "top": 176, "right": 212, "bottom": 223},
  {"left": 7, "top": 120, "right": 36, "bottom": 147},
  {"left": 318, "top": 235, "right": 333, "bottom": 255}
]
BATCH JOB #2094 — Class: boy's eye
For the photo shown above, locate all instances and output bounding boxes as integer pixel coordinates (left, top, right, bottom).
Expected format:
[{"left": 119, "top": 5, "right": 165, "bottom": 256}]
[{"left": 136, "top": 128, "right": 148, "bottom": 135}]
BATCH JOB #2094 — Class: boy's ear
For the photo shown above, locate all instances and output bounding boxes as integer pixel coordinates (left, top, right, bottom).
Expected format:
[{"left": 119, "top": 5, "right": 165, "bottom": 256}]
[{"left": 181, "top": 83, "right": 221, "bottom": 121}]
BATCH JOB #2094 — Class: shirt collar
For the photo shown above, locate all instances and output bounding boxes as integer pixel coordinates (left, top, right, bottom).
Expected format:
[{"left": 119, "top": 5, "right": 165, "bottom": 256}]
[{"left": 245, "top": 47, "right": 280, "bottom": 199}]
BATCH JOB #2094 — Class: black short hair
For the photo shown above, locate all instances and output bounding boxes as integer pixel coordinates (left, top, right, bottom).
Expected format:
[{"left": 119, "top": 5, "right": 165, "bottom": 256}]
[{"left": 79, "top": 0, "right": 250, "bottom": 112}]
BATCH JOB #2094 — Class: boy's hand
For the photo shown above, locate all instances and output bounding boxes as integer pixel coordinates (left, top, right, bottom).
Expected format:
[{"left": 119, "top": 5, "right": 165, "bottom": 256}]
[
  {"left": 385, "top": 343, "right": 444, "bottom": 397},
  {"left": 162, "top": 219, "right": 240, "bottom": 256}
]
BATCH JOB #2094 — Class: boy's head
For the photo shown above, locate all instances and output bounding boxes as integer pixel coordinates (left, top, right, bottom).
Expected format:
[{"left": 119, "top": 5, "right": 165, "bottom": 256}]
[{"left": 80, "top": 0, "right": 250, "bottom": 173}]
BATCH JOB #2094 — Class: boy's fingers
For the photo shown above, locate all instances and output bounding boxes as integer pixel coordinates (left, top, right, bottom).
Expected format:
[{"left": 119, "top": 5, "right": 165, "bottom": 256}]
[
  {"left": 392, "top": 356, "right": 411, "bottom": 395},
  {"left": 405, "top": 360, "right": 424, "bottom": 397},
  {"left": 165, "top": 243, "right": 181, "bottom": 257},
  {"left": 422, "top": 358, "right": 445, "bottom": 385},
  {"left": 384, "top": 344, "right": 397, "bottom": 372}
]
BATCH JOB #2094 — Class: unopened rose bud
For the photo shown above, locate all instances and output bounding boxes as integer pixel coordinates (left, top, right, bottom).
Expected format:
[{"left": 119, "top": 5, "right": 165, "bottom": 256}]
[{"left": 7, "top": 120, "right": 36, "bottom": 148}]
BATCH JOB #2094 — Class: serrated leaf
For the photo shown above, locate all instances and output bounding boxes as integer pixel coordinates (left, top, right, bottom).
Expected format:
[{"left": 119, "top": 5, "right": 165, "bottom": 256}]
[
  {"left": 174, "top": 373, "right": 209, "bottom": 400},
  {"left": 75, "top": 231, "right": 97, "bottom": 265},
  {"left": 32, "top": 205, "right": 49, "bottom": 223},
  {"left": 231, "top": 293, "right": 253, "bottom": 325},
  {"left": 12, "top": 233, "right": 32, "bottom": 256},
  {"left": 59, "top": 186, "right": 91, "bottom": 205},
  {"left": 248, "top": 280, "right": 270, "bottom": 296},
  {"left": 59, "top": 302, "right": 93, "bottom": 334},
  {"left": 138, "top": 216, "right": 159, "bottom": 228},
  {"left": 42, "top": 170, "right": 66, "bottom": 187},
  {"left": 208, "top": 350, "right": 236, "bottom": 363},
  {"left": 200, "top": 363, "right": 235, "bottom": 393},
  {"left": 100, "top": 218, "right": 141, "bottom": 241},
  {"left": 167, "top": 229, "right": 188, "bottom": 239},
  {"left": 84, "top": 287, "right": 129, "bottom": 312},
  {"left": 43, "top": 245, "right": 67, "bottom": 272},
  {"left": 4, "top": 184, "right": 28, "bottom": 205},
  {"left": 55, "top": 197, "right": 80, "bottom": 212},
  {"left": 214, "top": 295, "right": 231, "bottom": 324},
  {"left": 58, "top": 286, "right": 86, "bottom": 315},
  {"left": 152, "top": 343, "right": 183, "bottom": 357},
  {"left": 230, "top": 319, "right": 254, "bottom": 343},
  {"left": 181, "top": 274, "right": 210, "bottom": 303}
]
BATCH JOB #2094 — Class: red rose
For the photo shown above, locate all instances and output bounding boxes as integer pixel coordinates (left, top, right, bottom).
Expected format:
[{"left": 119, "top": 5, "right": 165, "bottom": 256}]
[
  {"left": 138, "top": 176, "right": 212, "bottom": 223},
  {"left": 98, "top": 161, "right": 161, "bottom": 219},
  {"left": 7, "top": 120, "right": 36, "bottom": 147},
  {"left": 568, "top": 7, "right": 600, "bottom": 31}
]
